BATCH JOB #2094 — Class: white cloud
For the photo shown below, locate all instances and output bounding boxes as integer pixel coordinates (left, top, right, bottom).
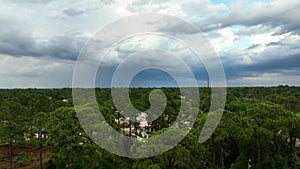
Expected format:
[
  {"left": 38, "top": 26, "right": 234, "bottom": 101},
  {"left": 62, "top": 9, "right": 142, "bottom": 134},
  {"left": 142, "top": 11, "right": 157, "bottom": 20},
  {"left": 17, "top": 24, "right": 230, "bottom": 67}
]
[
  {"left": 229, "top": 72, "right": 300, "bottom": 87},
  {"left": 0, "top": 55, "right": 74, "bottom": 88},
  {"left": 0, "top": 0, "right": 300, "bottom": 87},
  {"left": 210, "top": 27, "right": 236, "bottom": 52},
  {"left": 104, "top": 34, "right": 194, "bottom": 66},
  {"left": 181, "top": 0, "right": 228, "bottom": 16},
  {"left": 126, "top": 0, "right": 184, "bottom": 16},
  {"left": 197, "top": 0, "right": 300, "bottom": 33}
]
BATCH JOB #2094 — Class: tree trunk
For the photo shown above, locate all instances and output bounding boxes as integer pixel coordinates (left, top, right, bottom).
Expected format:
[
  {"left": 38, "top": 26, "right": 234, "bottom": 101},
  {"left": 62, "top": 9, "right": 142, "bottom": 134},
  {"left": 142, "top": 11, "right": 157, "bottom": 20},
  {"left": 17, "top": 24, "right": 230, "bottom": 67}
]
[
  {"left": 212, "top": 136, "right": 216, "bottom": 167},
  {"left": 68, "top": 158, "right": 73, "bottom": 169},
  {"left": 257, "top": 142, "right": 261, "bottom": 162},
  {"left": 9, "top": 138, "right": 13, "bottom": 169},
  {"left": 135, "top": 124, "right": 138, "bottom": 136},
  {"left": 168, "top": 156, "right": 177, "bottom": 169},
  {"left": 289, "top": 131, "right": 296, "bottom": 146},
  {"left": 220, "top": 147, "right": 225, "bottom": 169},
  {"left": 212, "top": 151, "right": 216, "bottom": 167},
  {"left": 39, "top": 141, "right": 43, "bottom": 169},
  {"left": 129, "top": 123, "right": 132, "bottom": 137},
  {"left": 39, "top": 145, "right": 43, "bottom": 169}
]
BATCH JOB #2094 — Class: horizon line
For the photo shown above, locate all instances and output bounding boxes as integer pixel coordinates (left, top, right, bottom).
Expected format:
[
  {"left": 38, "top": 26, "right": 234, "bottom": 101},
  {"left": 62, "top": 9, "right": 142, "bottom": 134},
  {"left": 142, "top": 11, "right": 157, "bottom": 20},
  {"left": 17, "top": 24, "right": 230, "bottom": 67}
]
[{"left": 0, "top": 85, "right": 299, "bottom": 90}]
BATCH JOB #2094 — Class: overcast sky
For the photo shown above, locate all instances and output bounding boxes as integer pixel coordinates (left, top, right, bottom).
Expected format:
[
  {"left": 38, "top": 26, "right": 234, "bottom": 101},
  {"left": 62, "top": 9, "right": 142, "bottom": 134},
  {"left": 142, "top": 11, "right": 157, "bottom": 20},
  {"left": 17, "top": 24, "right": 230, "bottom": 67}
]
[{"left": 0, "top": 0, "right": 300, "bottom": 88}]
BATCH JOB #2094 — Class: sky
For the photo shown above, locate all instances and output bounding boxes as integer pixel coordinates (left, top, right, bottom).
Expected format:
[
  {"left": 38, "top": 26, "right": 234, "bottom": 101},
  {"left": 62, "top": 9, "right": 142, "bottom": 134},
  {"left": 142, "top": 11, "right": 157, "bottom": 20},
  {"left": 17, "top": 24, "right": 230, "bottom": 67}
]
[{"left": 0, "top": 0, "right": 300, "bottom": 88}]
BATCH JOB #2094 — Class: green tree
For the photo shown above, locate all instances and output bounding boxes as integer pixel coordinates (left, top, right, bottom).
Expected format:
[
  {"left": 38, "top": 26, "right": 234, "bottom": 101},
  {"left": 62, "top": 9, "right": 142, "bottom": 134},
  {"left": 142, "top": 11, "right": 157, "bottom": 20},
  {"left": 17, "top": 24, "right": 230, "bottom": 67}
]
[
  {"left": 240, "top": 102, "right": 292, "bottom": 168},
  {"left": 31, "top": 112, "right": 48, "bottom": 169},
  {"left": 46, "top": 107, "right": 114, "bottom": 169},
  {"left": 0, "top": 98, "right": 29, "bottom": 169},
  {"left": 47, "top": 107, "right": 85, "bottom": 169}
]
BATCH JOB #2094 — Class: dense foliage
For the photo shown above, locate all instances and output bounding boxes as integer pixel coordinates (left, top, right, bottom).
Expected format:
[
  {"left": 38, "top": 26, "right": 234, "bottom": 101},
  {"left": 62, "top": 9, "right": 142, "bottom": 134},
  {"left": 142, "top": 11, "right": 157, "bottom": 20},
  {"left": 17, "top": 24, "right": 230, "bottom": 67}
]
[{"left": 0, "top": 86, "right": 299, "bottom": 169}]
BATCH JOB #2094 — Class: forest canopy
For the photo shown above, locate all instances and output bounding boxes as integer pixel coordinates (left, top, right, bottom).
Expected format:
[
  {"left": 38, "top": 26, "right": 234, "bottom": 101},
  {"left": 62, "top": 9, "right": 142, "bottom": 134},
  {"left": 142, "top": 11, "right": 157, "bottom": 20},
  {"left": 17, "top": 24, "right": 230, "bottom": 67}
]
[{"left": 0, "top": 86, "right": 299, "bottom": 169}]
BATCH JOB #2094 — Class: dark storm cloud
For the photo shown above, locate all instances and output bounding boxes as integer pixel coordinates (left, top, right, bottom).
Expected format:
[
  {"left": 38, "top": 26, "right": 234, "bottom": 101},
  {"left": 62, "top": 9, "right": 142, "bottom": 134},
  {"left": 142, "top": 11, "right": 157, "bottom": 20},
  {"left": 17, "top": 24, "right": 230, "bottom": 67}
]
[
  {"left": 196, "top": 1, "right": 300, "bottom": 34},
  {"left": 221, "top": 49, "right": 300, "bottom": 80},
  {"left": 61, "top": 8, "right": 85, "bottom": 17},
  {"left": 0, "top": 28, "right": 87, "bottom": 60},
  {"left": 96, "top": 66, "right": 179, "bottom": 87},
  {"left": 235, "top": 25, "right": 273, "bottom": 37},
  {"left": 0, "top": 30, "right": 37, "bottom": 57},
  {"left": 245, "top": 44, "right": 260, "bottom": 50},
  {"left": 154, "top": 20, "right": 200, "bottom": 34},
  {"left": 41, "top": 34, "right": 87, "bottom": 60}
]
